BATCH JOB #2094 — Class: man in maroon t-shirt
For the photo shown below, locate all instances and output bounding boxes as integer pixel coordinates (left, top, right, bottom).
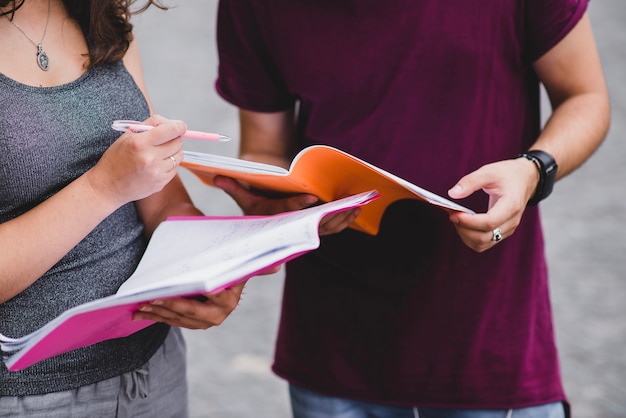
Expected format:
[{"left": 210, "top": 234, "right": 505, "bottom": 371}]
[{"left": 212, "top": 0, "right": 609, "bottom": 416}]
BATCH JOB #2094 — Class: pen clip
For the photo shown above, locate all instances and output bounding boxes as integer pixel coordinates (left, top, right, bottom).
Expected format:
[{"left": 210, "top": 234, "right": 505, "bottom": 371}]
[{"left": 111, "top": 120, "right": 146, "bottom": 133}]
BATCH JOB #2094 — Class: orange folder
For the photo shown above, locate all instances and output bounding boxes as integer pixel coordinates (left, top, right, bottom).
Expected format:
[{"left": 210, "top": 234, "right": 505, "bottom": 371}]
[{"left": 181, "top": 145, "right": 474, "bottom": 235}]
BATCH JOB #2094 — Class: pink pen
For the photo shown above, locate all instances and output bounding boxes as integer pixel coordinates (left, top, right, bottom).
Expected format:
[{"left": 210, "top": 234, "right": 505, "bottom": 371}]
[{"left": 111, "top": 120, "right": 231, "bottom": 142}]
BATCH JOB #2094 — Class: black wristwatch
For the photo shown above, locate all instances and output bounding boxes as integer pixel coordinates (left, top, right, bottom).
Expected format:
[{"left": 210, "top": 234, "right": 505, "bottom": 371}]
[{"left": 516, "top": 150, "right": 558, "bottom": 206}]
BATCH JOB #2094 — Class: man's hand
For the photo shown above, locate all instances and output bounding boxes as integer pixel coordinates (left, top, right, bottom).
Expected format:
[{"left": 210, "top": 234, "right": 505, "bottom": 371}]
[
  {"left": 213, "top": 175, "right": 360, "bottom": 236},
  {"left": 447, "top": 157, "right": 538, "bottom": 252}
]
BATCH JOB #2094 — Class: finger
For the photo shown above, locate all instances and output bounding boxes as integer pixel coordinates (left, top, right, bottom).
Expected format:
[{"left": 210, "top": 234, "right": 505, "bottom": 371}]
[
  {"left": 165, "top": 155, "right": 177, "bottom": 173},
  {"left": 213, "top": 175, "right": 247, "bottom": 194},
  {"left": 319, "top": 207, "right": 360, "bottom": 235},
  {"left": 257, "top": 264, "right": 282, "bottom": 275},
  {"left": 248, "top": 193, "right": 318, "bottom": 216},
  {"left": 453, "top": 224, "right": 500, "bottom": 252},
  {"left": 448, "top": 170, "right": 487, "bottom": 200},
  {"left": 135, "top": 296, "right": 239, "bottom": 329},
  {"left": 164, "top": 149, "right": 185, "bottom": 173},
  {"left": 451, "top": 206, "right": 520, "bottom": 252},
  {"left": 133, "top": 299, "right": 207, "bottom": 328},
  {"left": 156, "top": 133, "right": 183, "bottom": 161},
  {"left": 132, "top": 119, "right": 187, "bottom": 148},
  {"left": 213, "top": 176, "right": 262, "bottom": 209},
  {"left": 135, "top": 308, "right": 212, "bottom": 329},
  {"left": 214, "top": 175, "right": 319, "bottom": 215},
  {"left": 207, "top": 282, "right": 247, "bottom": 307},
  {"left": 282, "top": 194, "right": 319, "bottom": 212},
  {"left": 142, "top": 115, "right": 186, "bottom": 137},
  {"left": 214, "top": 175, "right": 318, "bottom": 211},
  {"left": 212, "top": 176, "right": 263, "bottom": 211},
  {"left": 143, "top": 114, "right": 168, "bottom": 125}
]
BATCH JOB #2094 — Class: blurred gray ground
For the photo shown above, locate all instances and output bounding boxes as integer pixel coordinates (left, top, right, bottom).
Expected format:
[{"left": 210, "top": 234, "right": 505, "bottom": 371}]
[{"left": 132, "top": 2, "right": 626, "bottom": 417}]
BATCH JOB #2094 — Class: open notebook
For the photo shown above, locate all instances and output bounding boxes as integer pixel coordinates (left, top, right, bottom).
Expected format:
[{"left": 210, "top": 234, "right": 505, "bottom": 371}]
[{"left": 0, "top": 191, "right": 378, "bottom": 371}]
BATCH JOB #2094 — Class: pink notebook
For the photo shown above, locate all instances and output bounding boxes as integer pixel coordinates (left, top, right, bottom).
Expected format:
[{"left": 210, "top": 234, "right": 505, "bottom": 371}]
[{"left": 0, "top": 191, "right": 379, "bottom": 371}]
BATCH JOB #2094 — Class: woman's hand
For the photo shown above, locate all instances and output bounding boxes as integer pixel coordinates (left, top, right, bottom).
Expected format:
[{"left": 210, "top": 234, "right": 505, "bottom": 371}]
[
  {"left": 85, "top": 115, "right": 186, "bottom": 210},
  {"left": 134, "top": 281, "right": 248, "bottom": 329}
]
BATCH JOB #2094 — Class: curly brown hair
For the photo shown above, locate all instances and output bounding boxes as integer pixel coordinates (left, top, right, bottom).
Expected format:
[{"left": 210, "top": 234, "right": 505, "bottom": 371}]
[{"left": 1, "top": 0, "right": 168, "bottom": 68}]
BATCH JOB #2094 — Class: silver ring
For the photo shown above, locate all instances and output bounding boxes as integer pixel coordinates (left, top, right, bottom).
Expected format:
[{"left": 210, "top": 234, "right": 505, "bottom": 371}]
[
  {"left": 168, "top": 155, "right": 177, "bottom": 171},
  {"left": 492, "top": 227, "right": 503, "bottom": 242}
]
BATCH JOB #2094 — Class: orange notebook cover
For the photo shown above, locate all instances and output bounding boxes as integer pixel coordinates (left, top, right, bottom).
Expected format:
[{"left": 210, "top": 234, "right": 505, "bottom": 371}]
[{"left": 182, "top": 145, "right": 474, "bottom": 235}]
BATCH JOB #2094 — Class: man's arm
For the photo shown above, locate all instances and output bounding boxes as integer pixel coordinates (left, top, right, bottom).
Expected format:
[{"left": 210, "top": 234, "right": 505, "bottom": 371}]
[
  {"left": 448, "top": 13, "right": 610, "bottom": 252},
  {"left": 238, "top": 108, "right": 297, "bottom": 167},
  {"left": 531, "top": 13, "right": 610, "bottom": 178}
]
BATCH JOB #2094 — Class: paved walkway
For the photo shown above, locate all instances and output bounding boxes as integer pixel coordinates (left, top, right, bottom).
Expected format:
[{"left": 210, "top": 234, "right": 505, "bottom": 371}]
[{"left": 132, "top": 2, "right": 626, "bottom": 417}]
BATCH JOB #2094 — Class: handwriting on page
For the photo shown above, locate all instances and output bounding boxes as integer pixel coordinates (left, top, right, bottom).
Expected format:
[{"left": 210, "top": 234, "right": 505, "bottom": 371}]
[
  {"left": 117, "top": 212, "right": 317, "bottom": 296},
  {"left": 115, "top": 191, "right": 377, "bottom": 297}
]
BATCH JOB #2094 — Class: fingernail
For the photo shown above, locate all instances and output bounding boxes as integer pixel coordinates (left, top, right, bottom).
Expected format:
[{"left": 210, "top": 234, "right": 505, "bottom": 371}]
[
  {"left": 304, "top": 195, "right": 318, "bottom": 205},
  {"left": 448, "top": 185, "right": 463, "bottom": 196}
]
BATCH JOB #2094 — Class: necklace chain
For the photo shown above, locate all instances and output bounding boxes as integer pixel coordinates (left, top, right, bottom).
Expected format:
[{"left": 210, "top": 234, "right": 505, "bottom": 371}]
[{"left": 3, "top": 0, "right": 52, "bottom": 71}]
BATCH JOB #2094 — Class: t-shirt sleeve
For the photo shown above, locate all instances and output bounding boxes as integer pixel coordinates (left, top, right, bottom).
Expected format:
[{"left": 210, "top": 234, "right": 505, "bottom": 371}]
[
  {"left": 525, "top": 0, "right": 588, "bottom": 62},
  {"left": 216, "top": 0, "right": 295, "bottom": 112}
]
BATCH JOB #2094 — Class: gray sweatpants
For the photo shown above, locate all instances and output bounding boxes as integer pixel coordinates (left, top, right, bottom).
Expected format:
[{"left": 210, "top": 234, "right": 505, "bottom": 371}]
[{"left": 0, "top": 327, "right": 188, "bottom": 418}]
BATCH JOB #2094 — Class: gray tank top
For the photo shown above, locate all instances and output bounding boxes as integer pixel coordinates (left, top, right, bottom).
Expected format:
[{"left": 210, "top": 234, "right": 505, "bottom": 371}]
[{"left": 0, "top": 61, "right": 169, "bottom": 395}]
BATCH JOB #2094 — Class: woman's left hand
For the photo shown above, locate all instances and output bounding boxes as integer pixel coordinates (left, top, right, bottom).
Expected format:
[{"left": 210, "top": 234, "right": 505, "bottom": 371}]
[{"left": 133, "top": 281, "right": 248, "bottom": 329}]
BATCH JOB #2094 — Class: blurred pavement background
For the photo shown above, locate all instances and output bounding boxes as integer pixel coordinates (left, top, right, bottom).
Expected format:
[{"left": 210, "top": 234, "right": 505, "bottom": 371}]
[{"left": 132, "top": 2, "right": 626, "bottom": 417}]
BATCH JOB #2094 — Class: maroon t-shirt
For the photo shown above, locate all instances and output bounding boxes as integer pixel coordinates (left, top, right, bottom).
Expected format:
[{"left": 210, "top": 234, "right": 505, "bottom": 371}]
[{"left": 216, "top": 0, "right": 587, "bottom": 410}]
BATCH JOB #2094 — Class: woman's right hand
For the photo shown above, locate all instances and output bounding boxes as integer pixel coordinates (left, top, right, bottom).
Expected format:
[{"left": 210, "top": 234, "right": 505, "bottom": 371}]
[
  {"left": 86, "top": 116, "right": 186, "bottom": 208},
  {"left": 0, "top": 116, "right": 188, "bottom": 301}
]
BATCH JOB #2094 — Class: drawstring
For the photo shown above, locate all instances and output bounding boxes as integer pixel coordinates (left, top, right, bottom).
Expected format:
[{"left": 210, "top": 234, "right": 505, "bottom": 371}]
[
  {"left": 413, "top": 407, "right": 513, "bottom": 418},
  {"left": 121, "top": 364, "right": 150, "bottom": 400}
]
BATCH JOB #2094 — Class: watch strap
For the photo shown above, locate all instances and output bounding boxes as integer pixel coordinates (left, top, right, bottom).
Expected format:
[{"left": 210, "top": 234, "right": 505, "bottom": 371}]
[{"left": 517, "top": 150, "right": 558, "bottom": 206}]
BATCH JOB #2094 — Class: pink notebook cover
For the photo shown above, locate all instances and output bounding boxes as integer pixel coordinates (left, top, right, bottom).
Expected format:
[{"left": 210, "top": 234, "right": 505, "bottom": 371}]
[{"left": 7, "top": 257, "right": 296, "bottom": 371}]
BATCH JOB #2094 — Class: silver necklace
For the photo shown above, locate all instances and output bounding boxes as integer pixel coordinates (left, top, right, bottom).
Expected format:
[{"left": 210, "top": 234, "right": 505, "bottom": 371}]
[{"left": 4, "top": 0, "right": 52, "bottom": 71}]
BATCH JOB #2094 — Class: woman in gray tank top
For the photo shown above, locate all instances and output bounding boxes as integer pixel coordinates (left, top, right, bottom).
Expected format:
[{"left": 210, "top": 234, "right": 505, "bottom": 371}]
[{"left": 0, "top": 1, "right": 246, "bottom": 416}]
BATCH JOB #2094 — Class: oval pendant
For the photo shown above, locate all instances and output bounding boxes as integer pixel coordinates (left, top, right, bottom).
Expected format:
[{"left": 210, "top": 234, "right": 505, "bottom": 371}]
[{"left": 37, "top": 46, "right": 50, "bottom": 71}]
